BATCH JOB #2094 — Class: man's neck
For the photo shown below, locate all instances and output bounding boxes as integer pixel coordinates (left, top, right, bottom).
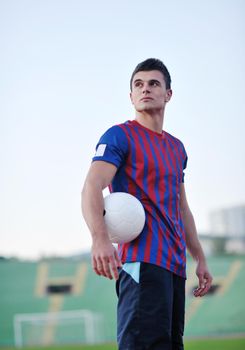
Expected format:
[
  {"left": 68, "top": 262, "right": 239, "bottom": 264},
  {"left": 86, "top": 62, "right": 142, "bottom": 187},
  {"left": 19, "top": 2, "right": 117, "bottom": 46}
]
[{"left": 135, "top": 111, "right": 164, "bottom": 134}]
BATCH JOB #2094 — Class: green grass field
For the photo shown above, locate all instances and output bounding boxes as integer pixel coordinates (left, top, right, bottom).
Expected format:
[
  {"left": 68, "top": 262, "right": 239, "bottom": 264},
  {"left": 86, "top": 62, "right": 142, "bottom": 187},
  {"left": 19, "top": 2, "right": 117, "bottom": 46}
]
[{"left": 1, "top": 338, "right": 245, "bottom": 350}]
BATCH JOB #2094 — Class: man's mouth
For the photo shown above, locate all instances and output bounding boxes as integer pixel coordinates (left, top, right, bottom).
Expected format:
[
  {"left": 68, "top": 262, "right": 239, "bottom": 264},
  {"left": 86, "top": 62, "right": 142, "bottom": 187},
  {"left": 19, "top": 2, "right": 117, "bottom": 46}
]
[{"left": 140, "top": 97, "right": 153, "bottom": 101}]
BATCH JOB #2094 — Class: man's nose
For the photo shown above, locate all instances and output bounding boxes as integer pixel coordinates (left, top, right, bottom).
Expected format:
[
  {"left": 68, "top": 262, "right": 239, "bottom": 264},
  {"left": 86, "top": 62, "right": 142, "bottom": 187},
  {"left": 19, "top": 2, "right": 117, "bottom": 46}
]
[{"left": 142, "top": 83, "right": 150, "bottom": 94}]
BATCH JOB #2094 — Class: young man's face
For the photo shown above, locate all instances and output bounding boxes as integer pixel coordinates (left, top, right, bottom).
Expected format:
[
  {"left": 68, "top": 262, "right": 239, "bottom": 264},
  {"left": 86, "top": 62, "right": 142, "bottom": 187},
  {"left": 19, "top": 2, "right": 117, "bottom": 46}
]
[{"left": 130, "top": 70, "right": 172, "bottom": 113}]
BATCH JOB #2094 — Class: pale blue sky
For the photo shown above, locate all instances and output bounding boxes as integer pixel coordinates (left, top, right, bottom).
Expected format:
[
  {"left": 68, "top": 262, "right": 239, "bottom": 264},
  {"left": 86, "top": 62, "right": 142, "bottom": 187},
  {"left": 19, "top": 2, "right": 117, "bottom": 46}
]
[{"left": 1, "top": 0, "right": 244, "bottom": 259}]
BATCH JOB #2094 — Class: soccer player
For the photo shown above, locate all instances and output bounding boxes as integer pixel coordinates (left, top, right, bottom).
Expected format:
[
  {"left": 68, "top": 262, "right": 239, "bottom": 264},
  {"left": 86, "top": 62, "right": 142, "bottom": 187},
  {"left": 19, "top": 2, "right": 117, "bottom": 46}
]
[{"left": 81, "top": 58, "right": 212, "bottom": 350}]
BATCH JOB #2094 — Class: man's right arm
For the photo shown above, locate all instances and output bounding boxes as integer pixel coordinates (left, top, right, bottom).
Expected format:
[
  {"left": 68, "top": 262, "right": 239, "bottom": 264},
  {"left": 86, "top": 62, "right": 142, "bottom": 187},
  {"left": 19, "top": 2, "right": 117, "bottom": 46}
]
[{"left": 81, "top": 160, "right": 122, "bottom": 280}]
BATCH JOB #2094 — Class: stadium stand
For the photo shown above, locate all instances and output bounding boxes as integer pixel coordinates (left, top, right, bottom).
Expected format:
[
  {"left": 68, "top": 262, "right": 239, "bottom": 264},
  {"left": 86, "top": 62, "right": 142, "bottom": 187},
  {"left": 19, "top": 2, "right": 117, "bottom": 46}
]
[
  {"left": 0, "top": 257, "right": 117, "bottom": 346},
  {"left": 185, "top": 255, "right": 245, "bottom": 337},
  {"left": 0, "top": 255, "right": 245, "bottom": 346}
]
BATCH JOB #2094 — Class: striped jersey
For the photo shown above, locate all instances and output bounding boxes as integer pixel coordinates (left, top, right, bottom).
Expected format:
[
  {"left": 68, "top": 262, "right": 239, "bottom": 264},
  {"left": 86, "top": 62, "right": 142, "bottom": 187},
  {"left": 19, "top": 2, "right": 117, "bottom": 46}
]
[{"left": 92, "top": 120, "right": 188, "bottom": 278}]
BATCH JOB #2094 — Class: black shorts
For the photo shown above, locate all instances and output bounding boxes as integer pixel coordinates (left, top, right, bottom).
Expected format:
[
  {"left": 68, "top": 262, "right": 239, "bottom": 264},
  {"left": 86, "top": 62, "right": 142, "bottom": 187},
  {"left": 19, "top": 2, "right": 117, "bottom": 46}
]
[{"left": 116, "top": 262, "right": 185, "bottom": 350}]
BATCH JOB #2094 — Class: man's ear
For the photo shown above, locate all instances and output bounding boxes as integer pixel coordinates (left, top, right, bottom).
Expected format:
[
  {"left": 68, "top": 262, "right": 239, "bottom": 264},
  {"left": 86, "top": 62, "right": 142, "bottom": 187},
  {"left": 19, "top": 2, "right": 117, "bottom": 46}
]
[
  {"left": 130, "top": 92, "right": 134, "bottom": 105},
  {"left": 165, "top": 89, "right": 173, "bottom": 102}
]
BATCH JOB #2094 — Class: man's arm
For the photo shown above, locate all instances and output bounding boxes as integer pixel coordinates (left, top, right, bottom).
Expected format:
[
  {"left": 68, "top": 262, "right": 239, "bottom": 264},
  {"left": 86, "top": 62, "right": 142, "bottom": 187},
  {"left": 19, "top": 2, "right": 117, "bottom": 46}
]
[
  {"left": 179, "top": 183, "right": 212, "bottom": 297},
  {"left": 81, "top": 160, "right": 122, "bottom": 280}
]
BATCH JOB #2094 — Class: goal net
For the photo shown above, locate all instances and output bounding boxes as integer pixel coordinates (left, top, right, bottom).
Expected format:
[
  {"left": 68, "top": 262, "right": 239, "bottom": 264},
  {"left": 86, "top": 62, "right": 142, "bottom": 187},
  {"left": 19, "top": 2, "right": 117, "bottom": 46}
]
[{"left": 14, "top": 309, "right": 105, "bottom": 347}]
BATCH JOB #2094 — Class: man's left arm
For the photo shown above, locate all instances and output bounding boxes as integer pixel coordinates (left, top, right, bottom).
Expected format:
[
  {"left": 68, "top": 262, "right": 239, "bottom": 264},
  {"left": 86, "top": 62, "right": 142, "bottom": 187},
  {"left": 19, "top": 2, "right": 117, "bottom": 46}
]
[{"left": 179, "top": 183, "right": 213, "bottom": 297}]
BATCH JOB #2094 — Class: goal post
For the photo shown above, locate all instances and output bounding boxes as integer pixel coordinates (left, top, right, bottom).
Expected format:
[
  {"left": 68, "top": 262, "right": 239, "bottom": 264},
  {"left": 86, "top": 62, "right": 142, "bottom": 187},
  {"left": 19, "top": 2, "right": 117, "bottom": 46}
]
[{"left": 14, "top": 309, "right": 105, "bottom": 347}]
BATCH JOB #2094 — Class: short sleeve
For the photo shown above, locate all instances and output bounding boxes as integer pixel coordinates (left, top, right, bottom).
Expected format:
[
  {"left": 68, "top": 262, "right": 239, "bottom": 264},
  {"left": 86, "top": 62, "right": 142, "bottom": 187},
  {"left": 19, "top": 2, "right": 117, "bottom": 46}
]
[
  {"left": 92, "top": 125, "right": 129, "bottom": 168},
  {"left": 181, "top": 146, "right": 188, "bottom": 183}
]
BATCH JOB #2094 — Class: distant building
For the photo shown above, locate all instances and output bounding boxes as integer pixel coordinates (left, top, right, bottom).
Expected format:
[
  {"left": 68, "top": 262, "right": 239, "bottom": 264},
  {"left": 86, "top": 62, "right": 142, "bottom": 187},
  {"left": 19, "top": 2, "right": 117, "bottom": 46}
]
[
  {"left": 209, "top": 205, "right": 245, "bottom": 238},
  {"left": 207, "top": 205, "right": 245, "bottom": 254}
]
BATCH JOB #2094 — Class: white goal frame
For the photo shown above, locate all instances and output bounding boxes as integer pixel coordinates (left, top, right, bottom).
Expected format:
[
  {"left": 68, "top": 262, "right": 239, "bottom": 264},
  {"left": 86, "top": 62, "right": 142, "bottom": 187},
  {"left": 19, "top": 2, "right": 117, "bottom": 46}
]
[{"left": 14, "top": 309, "right": 104, "bottom": 347}]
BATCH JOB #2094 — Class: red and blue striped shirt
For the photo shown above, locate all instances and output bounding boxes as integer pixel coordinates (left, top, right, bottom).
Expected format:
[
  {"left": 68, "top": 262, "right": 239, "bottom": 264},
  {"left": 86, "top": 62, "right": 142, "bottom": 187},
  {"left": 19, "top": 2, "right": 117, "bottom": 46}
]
[{"left": 93, "top": 120, "right": 188, "bottom": 278}]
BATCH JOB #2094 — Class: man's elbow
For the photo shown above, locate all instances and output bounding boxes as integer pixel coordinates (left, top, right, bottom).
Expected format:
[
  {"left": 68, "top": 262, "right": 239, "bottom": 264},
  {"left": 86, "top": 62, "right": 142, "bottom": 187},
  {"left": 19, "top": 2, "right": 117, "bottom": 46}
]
[
  {"left": 82, "top": 175, "right": 104, "bottom": 199},
  {"left": 180, "top": 205, "right": 193, "bottom": 220}
]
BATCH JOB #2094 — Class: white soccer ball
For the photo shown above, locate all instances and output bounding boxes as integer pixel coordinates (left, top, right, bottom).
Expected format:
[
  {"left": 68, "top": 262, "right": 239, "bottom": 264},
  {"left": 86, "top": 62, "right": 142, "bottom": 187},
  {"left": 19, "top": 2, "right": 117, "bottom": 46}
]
[{"left": 103, "top": 192, "right": 145, "bottom": 244}]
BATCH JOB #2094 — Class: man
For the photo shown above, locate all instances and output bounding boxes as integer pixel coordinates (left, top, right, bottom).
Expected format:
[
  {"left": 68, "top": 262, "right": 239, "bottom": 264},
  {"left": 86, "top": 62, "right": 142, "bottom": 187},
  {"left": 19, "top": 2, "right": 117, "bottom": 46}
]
[{"left": 82, "top": 58, "right": 212, "bottom": 350}]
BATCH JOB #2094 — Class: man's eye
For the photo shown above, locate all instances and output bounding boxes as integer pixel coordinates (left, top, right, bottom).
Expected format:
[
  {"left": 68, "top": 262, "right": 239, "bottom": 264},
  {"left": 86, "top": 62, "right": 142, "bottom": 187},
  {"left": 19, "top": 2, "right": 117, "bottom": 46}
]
[
  {"left": 150, "top": 81, "right": 159, "bottom": 87},
  {"left": 135, "top": 82, "right": 142, "bottom": 87}
]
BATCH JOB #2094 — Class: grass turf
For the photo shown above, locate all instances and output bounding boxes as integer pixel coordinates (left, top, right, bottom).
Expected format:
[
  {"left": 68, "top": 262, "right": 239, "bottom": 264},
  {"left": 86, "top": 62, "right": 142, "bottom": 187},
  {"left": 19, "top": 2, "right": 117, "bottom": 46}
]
[
  {"left": 185, "top": 337, "right": 245, "bottom": 350},
  {"left": 1, "top": 338, "right": 245, "bottom": 350}
]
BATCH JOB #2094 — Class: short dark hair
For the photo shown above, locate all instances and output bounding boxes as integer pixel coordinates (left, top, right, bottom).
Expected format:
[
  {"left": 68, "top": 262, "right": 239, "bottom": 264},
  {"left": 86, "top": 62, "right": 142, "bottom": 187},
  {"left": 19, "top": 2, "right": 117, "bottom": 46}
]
[{"left": 130, "top": 58, "right": 171, "bottom": 90}]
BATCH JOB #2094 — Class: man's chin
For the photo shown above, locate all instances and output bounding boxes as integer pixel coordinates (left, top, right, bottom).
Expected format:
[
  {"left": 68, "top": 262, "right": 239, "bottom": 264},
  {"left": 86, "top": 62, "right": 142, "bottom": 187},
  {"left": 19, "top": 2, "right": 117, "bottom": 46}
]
[
  {"left": 136, "top": 105, "right": 154, "bottom": 112},
  {"left": 136, "top": 106, "right": 159, "bottom": 113}
]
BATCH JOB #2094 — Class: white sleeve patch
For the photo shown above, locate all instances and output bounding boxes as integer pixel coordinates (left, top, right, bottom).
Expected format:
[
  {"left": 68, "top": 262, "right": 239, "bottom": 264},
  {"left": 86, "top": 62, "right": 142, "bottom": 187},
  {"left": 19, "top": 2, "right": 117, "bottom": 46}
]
[{"left": 95, "top": 144, "right": 107, "bottom": 157}]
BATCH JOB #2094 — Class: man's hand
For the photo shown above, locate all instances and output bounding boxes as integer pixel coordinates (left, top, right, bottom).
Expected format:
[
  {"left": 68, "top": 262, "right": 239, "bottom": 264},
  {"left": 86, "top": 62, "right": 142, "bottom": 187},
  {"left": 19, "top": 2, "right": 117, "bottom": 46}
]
[
  {"left": 193, "top": 260, "right": 213, "bottom": 297},
  {"left": 92, "top": 238, "right": 122, "bottom": 280}
]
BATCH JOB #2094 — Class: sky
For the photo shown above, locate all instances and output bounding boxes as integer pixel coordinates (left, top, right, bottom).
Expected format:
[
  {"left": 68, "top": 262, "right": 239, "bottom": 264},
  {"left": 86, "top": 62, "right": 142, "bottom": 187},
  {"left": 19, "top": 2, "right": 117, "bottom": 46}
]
[{"left": 0, "top": 0, "right": 244, "bottom": 260}]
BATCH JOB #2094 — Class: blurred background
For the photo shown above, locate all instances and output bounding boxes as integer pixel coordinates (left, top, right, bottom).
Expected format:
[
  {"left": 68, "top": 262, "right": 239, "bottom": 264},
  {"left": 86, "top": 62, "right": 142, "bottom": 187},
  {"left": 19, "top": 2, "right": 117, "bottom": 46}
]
[{"left": 0, "top": 0, "right": 245, "bottom": 348}]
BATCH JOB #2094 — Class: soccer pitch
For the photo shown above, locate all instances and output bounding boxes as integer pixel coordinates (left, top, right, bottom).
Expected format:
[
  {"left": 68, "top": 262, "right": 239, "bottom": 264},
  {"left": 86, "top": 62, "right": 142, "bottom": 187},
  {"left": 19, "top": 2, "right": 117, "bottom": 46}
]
[{"left": 1, "top": 338, "right": 245, "bottom": 350}]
